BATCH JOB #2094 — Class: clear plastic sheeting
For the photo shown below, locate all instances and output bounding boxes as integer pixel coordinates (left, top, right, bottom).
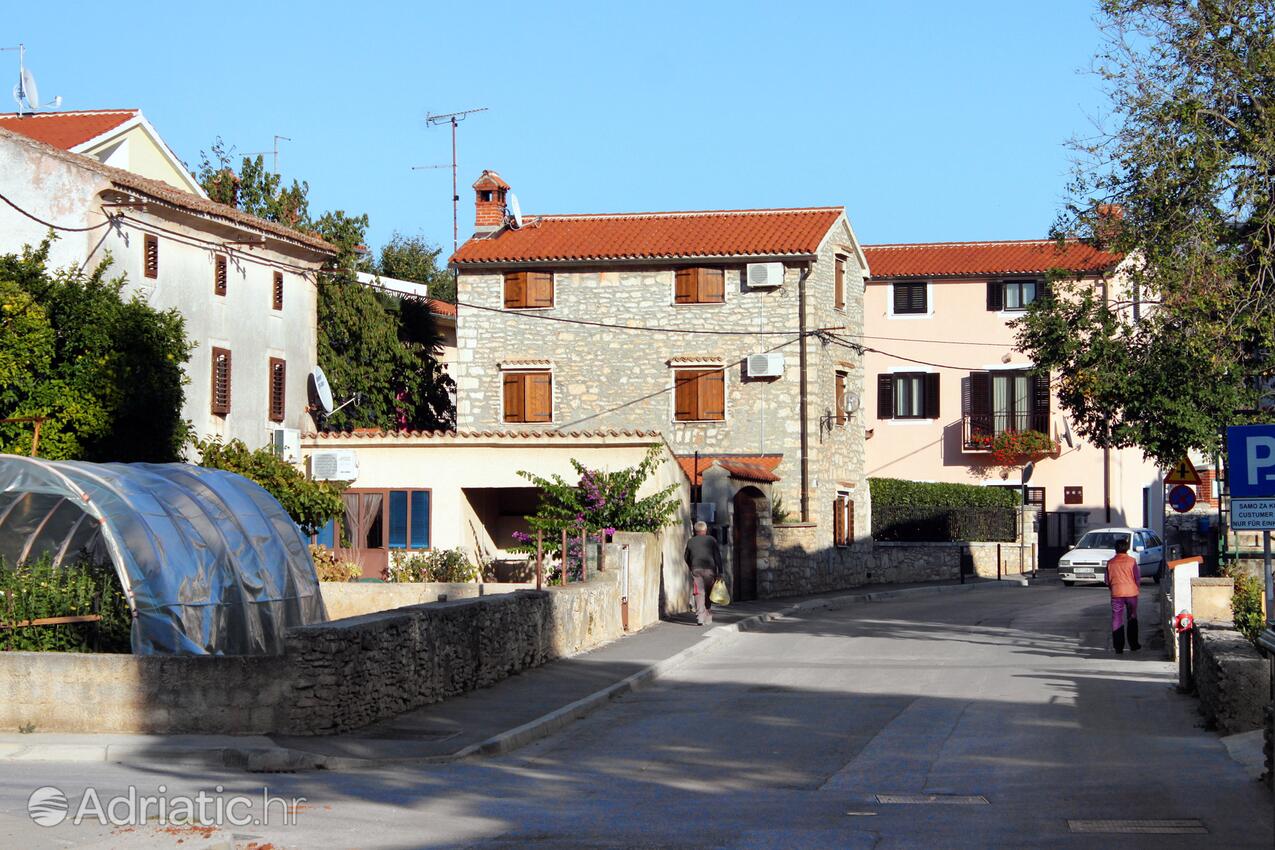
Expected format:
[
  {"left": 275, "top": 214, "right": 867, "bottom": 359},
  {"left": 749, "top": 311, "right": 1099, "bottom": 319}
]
[{"left": 0, "top": 456, "right": 328, "bottom": 655}]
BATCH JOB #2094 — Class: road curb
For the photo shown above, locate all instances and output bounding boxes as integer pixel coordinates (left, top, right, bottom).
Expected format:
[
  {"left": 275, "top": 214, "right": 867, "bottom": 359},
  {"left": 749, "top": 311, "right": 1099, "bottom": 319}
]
[{"left": 0, "top": 579, "right": 1025, "bottom": 770}]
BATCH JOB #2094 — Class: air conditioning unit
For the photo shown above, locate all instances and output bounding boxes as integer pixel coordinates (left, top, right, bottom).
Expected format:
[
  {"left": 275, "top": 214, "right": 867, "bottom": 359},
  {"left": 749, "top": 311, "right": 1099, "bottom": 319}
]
[
  {"left": 693, "top": 503, "right": 716, "bottom": 523},
  {"left": 310, "top": 449, "right": 359, "bottom": 481},
  {"left": 272, "top": 428, "right": 301, "bottom": 464},
  {"left": 746, "top": 262, "right": 785, "bottom": 289},
  {"left": 746, "top": 353, "right": 786, "bottom": 378}
]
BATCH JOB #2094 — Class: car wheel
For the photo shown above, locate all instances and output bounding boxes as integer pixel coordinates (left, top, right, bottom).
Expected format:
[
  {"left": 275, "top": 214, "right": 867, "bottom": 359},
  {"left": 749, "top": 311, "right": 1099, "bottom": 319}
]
[{"left": 1062, "top": 580, "right": 1075, "bottom": 587}]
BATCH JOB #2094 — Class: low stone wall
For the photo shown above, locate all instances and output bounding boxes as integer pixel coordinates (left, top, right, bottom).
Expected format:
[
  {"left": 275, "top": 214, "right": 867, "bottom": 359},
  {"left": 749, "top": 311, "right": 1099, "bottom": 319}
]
[
  {"left": 1192, "top": 622, "right": 1271, "bottom": 735},
  {"left": 0, "top": 571, "right": 624, "bottom": 736},
  {"left": 319, "top": 581, "right": 533, "bottom": 620}
]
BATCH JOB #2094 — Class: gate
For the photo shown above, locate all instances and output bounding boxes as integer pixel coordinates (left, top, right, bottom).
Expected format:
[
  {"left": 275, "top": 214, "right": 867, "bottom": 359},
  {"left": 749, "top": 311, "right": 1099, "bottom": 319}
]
[{"left": 1039, "top": 511, "right": 1084, "bottom": 570}]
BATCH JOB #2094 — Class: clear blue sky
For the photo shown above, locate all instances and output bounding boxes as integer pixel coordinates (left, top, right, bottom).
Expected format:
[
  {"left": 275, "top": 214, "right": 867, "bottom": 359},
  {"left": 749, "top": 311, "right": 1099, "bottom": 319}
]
[{"left": 14, "top": 1, "right": 1108, "bottom": 256}]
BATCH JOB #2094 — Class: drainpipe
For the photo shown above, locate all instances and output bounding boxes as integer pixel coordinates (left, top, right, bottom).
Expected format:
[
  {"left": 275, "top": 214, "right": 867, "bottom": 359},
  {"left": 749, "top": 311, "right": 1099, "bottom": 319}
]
[
  {"left": 798, "top": 266, "right": 810, "bottom": 522},
  {"left": 1104, "top": 444, "right": 1112, "bottom": 524}
]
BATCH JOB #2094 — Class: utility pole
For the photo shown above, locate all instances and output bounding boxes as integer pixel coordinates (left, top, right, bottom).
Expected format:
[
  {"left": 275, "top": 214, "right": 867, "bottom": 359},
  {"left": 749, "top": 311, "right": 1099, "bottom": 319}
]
[{"left": 425, "top": 107, "right": 488, "bottom": 254}]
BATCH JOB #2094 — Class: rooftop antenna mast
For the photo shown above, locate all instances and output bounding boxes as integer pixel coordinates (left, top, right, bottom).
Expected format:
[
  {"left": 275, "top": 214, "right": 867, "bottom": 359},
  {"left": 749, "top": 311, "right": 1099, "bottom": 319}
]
[
  {"left": 2, "top": 43, "right": 61, "bottom": 115},
  {"left": 425, "top": 107, "right": 488, "bottom": 253},
  {"left": 244, "top": 135, "right": 292, "bottom": 174}
]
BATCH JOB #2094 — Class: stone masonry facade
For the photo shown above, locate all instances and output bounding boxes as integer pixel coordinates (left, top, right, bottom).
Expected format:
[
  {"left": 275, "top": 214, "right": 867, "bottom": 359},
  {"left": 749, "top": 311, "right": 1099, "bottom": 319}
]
[{"left": 454, "top": 217, "right": 871, "bottom": 555}]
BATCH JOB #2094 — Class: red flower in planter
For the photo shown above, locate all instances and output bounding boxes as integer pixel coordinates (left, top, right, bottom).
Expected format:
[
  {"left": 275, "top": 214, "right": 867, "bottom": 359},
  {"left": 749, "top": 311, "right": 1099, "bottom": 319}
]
[{"left": 988, "top": 429, "right": 1059, "bottom": 467}]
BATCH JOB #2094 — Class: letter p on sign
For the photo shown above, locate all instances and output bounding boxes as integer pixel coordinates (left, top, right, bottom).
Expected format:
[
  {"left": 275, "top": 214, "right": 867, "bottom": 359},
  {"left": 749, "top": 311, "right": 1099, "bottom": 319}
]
[
  {"left": 1248, "top": 436, "right": 1275, "bottom": 487},
  {"left": 1229, "top": 425, "right": 1275, "bottom": 498}
]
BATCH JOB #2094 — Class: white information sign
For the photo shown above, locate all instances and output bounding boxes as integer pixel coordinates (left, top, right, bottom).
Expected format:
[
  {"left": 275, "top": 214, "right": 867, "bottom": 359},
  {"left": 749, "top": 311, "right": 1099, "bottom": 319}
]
[{"left": 1230, "top": 497, "right": 1275, "bottom": 530}]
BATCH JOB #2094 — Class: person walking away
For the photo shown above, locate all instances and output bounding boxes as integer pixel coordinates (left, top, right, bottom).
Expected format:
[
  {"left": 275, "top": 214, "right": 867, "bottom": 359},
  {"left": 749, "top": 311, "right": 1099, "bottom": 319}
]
[
  {"left": 1106, "top": 537, "right": 1141, "bottom": 654},
  {"left": 685, "top": 521, "right": 722, "bottom": 626}
]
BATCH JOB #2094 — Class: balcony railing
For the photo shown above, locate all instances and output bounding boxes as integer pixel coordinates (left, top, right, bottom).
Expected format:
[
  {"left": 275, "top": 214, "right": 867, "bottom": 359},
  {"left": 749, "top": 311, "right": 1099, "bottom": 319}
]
[{"left": 963, "top": 412, "right": 1050, "bottom": 451}]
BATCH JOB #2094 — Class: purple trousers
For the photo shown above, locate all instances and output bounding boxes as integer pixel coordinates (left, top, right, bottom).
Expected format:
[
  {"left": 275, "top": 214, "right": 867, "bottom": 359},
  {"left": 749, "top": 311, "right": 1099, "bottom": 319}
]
[{"left": 1111, "top": 595, "right": 1138, "bottom": 631}]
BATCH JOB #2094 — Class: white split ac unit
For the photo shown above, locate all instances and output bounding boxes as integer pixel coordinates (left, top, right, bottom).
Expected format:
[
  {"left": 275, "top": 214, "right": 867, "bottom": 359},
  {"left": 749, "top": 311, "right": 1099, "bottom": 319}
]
[
  {"left": 746, "top": 262, "right": 785, "bottom": 289},
  {"left": 310, "top": 449, "right": 359, "bottom": 481},
  {"left": 272, "top": 428, "right": 301, "bottom": 464},
  {"left": 745, "top": 353, "right": 786, "bottom": 378}
]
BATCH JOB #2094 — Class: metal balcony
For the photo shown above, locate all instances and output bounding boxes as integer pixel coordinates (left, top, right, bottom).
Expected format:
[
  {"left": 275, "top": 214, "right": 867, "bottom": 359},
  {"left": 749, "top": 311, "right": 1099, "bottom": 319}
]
[{"left": 963, "top": 412, "right": 1051, "bottom": 451}]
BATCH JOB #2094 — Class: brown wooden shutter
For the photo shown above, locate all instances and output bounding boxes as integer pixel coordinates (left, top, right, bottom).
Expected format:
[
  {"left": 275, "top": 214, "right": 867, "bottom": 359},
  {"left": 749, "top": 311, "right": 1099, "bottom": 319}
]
[
  {"left": 699, "top": 268, "right": 725, "bottom": 303},
  {"left": 143, "top": 234, "right": 159, "bottom": 279},
  {"left": 269, "top": 357, "right": 286, "bottom": 422},
  {"left": 909, "top": 283, "right": 927, "bottom": 313},
  {"left": 272, "top": 271, "right": 284, "bottom": 310},
  {"left": 675, "top": 268, "right": 696, "bottom": 303},
  {"left": 211, "top": 347, "right": 232, "bottom": 415},
  {"left": 526, "top": 372, "right": 553, "bottom": 422},
  {"left": 833, "top": 498, "right": 844, "bottom": 546},
  {"left": 674, "top": 370, "right": 698, "bottom": 421},
  {"left": 1030, "top": 373, "right": 1050, "bottom": 430},
  {"left": 845, "top": 499, "right": 855, "bottom": 543},
  {"left": 987, "top": 281, "right": 1003, "bottom": 311},
  {"left": 925, "top": 372, "right": 941, "bottom": 419},
  {"left": 835, "top": 258, "right": 846, "bottom": 310},
  {"left": 969, "top": 371, "right": 991, "bottom": 437},
  {"left": 877, "top": 374, "right": 894, "bottom": 419},
  {"left": 214, "top": 255, "right": 227, "bottom": 296},
  {"left": 700, "top": 369, "right": 726, "bottom": 420},
  {"left": 503, "top": 373, "right": 525, "bottom": 422},
  {"left": 836, "top": 372, "right": 847, "bottom": 425},
  {"left": 504, "top": 272, "right": 526, "bottom": 308},
  {"left": 527, "top": 272, "right": 554, "bottom": 308}
]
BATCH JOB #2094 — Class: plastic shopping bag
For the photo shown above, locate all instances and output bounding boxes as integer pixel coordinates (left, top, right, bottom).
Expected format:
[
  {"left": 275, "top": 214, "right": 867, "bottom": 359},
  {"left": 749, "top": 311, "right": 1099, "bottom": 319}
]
[{"left": 709, "top": 578, "right": 731, "bottom": 606}]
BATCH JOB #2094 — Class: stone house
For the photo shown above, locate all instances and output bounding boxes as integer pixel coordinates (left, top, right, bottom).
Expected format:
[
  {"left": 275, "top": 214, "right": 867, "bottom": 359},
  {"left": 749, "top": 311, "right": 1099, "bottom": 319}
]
[
  {"left": 0, "top": 115, "right": 335, "bottom": 451},
  {"left": 449, "top": 171, "right": 872, "bottom": 598}
]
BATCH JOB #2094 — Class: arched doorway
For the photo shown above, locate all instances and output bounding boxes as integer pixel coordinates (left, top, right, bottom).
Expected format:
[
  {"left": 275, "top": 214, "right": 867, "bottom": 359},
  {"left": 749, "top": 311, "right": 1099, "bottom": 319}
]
[{"left": 732, "top": 487, "right": 765, "bottom": 601}]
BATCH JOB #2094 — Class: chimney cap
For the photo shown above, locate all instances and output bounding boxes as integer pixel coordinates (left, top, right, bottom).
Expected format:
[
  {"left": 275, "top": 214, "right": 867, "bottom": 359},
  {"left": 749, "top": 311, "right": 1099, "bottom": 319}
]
[{"left": 473, "top": 169, "right": 510, "bottom": 191}]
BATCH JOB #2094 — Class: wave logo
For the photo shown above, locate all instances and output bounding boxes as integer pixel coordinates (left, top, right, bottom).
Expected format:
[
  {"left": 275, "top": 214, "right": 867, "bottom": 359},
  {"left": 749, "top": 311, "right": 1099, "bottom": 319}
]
[{"left": 27, "top": 785, "right": 69, "bottom": 827}]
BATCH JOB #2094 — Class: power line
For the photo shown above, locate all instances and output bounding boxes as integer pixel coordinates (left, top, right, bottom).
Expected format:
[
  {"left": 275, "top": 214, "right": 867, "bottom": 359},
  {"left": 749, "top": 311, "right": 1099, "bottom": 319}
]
[
  {"left": 0, "top": 190, "right": 114, "bottom": 232},
  {"left": 452, "top": 297, "right": 812, "bottom": 336}
]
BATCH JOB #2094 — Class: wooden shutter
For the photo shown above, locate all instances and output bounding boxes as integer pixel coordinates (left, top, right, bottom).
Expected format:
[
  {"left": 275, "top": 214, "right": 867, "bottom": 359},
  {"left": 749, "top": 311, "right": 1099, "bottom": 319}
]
[
  {"left": 833, "top": 498, "right": 844, "bottom": 545},
  {"left": 835, "top": 258, "right": 846, "bottom": 310},
  {"left": 925, "top": 372, "right": 941, "bottom": 419},
  {"left": 211, "top": 347, "right": 232, "bottom": 415},
  {"left": 909, "top": 283, "right": 926, "bottom": 313},
  {"left": 503, "top": 272, "right": 526, "bottom": 308},
  {"left": 674, "top": 370, "right": 699, "bottom": 421},
  {"left": 143, "top": 234, "right": 159, "bottom": 279},
  {"left": 503, "top": 373, "right": 525, "bottom": 422},
  {"left": 986, "top": 281, "right": 1004, "bottom": 311},
  {"left": 272, "top": 271, "right": 284, "bottom": 310},
  {"left": 845, "top": 499, "right": 855, "bottom": 543},
  {"left": 526, "top": 372, "right": 553, "bottom": 422},
  {"left": 699, "top": 268, "right": 725, "bottom": 303},
  {"left": 675, "top": 268, "right": 696, "bottom": 303},
  {"left": 269, "top": 357, "right": 286, "bottom": 422},
  {"left": 214, "top": 255, "right": 227, "bottom": 296},
  {"left": 527, "top": 272, "right": 554, "bottom": 308},
  {"left": 892, "top": 284, "right": 907, "bottom": 314},
  {"left": 700, "top": 369, "right": 726, "bottom": 420},
  {"left": 836, "top": 372, "right": 847, "bottom": 425},
  {"left": 969, "top": 371, "right": 991, "bottom": 437},
  {"left": 1030, "top": 373, "right": 1050, "bottom": 430},
  {"left": 877, "top": 374, "right": 894, "bottom": 419}
]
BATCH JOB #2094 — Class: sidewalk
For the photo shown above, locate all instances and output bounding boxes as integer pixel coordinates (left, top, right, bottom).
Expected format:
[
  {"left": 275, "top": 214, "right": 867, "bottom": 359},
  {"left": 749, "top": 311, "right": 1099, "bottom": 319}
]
[{"left": 0, "top": 577, "right": 1024, "bottom": 771}]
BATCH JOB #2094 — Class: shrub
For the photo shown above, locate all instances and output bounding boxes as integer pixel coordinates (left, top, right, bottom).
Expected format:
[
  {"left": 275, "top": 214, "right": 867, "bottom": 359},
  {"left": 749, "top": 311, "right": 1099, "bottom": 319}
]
[
  {"left": 0, "top": 555, "right": 132, "bottom": 652},
  {"left": 771, "top": 493, "right": 793, "bottom": 525},
  {"left": 870, "top": 478, "right": 1019, "bottom": 542},
  {"left": 309, "top": 546, "right": 361, "bottom": 582},
  {"left": 1230, "top": 571, "right": 1265, "bottom": 644},
  {"left": 385, "top": 548, "right": 479, "bottom": 583}
]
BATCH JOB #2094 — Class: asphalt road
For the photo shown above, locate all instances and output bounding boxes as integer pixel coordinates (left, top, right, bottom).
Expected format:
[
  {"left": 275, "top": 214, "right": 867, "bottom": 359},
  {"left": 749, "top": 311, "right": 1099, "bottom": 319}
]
[{"left": 0, "top": 583, "right": 1270, "bottom": 849}]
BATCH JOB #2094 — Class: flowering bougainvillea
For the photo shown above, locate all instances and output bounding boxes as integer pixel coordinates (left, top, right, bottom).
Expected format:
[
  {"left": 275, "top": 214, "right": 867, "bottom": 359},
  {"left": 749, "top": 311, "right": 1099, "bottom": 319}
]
[{"left": 986, "top": 429, "right": 1059, "bottom": 467}]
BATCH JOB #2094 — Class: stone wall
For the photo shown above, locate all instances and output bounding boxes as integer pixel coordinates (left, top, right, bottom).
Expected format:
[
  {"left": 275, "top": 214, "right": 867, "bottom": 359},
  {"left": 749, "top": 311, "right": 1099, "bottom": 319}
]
[
  {"left": 1191, "top": 622, "right": 1271, "bottom": 735},
  {"left": 319, "top": 581, "right": 533, "bottom": 620},
  {"left": 0, "top": 572, "right": 625, "bottom": 736}
]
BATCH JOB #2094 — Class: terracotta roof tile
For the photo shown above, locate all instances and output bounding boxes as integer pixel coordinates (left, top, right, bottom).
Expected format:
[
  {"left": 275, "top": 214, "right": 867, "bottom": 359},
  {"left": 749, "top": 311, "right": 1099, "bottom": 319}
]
[
  {"left": 451, "top": 207, "right": 843, "bottom": 265},
  {"left": 428, "top": 299, "right": 457, "bottom": 317},
  {"left": 863, "top": 239, "right": 1122, "bottom": 278},
  {"left": 676, "top": 454, "right": 783, "bottom": 483},
  {"left": 0, "top": 109, "right": 138, "bottom": 150},
  {"left": 305, "top": 428, "right": 663, "bottom": 440}
]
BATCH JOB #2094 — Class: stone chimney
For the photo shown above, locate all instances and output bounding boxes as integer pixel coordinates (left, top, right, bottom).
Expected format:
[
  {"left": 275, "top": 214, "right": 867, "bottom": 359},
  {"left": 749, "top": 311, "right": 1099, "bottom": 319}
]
[
  {"left": 1094, "top": 203, "right": 1125, "bottom": 247},
  {"left": 473, "top": 170, "right": 510, "bottom": 235}
]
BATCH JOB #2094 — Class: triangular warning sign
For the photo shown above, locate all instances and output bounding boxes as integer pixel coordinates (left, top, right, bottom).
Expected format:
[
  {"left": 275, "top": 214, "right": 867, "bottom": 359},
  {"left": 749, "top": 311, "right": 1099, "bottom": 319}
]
[{"left": 1165, "top": 454, "right": 1202, "bottom": 486}]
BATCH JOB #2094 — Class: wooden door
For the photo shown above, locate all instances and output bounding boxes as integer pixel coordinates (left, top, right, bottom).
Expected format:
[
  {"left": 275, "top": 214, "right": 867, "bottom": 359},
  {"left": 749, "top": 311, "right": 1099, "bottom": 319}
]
[{"left": 732, "top": 491, "right": 759, "bottom": 601}]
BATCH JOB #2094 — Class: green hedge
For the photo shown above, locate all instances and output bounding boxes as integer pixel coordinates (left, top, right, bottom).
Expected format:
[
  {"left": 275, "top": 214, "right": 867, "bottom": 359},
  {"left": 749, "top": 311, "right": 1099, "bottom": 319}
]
[
  {"left": 869, "top": 478, "right": 1020, "bottom": 509},
  {"left": 870, "top": 478, "right": 1019, "bottom": 542}
]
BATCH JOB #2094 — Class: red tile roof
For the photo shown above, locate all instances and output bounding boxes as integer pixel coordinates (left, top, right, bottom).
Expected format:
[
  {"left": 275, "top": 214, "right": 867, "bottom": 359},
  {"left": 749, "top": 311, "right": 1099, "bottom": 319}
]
[
  {"left": 451, "top": 208, "right": 844, "bottom": 265},
  {"left": 676, "top": 454, "right": 783, "bottom": 483},
  {"left": 863, "top": 239, "right": 1123, "bottom": 278},
  {"left": 428, "top": 299, "right": 457, "bottom": 318},
  {"left": 305, "top": 428, "right": 663, "bottom": 440},
  {"left": 0, "top": 109, "right": 138, "bottom": 150}
]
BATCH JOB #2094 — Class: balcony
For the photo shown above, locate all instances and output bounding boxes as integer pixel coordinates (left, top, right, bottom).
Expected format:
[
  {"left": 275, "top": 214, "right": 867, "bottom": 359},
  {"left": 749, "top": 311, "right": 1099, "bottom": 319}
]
[{"left": 963, "top": 412, "right": 1051, "bottom": 452}]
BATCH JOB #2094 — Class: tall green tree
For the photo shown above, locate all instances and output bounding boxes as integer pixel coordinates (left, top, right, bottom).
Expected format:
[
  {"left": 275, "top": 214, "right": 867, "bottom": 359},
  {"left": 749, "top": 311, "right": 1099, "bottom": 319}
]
[
  {"left": 0, "top": 239, "right": 191, "bottom": 461},
  {"left": 380, "top": 232, "right": 455, "bottom": 303},
  {"left": 1017, "top": 0, "right": 1275, "bottom": 464}
]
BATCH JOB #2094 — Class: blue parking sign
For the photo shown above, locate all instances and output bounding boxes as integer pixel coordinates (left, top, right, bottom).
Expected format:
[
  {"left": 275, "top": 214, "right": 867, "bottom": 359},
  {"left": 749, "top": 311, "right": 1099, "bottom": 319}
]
[{"left": 1227, "top": 424, "right": 1275, "bottom": 497}]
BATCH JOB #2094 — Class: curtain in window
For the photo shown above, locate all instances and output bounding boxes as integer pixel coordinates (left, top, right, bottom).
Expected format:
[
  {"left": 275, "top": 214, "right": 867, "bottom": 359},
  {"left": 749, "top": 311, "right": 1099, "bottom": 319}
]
[
  {"left": 343, "top": 493, "right": 384, "bottom": 551},
  {"left": 993, "top": 375, "right": 1008, "bottom": 433},
  {"left": 1013, "top": 375, "right": 1029, "bottom": 431}
]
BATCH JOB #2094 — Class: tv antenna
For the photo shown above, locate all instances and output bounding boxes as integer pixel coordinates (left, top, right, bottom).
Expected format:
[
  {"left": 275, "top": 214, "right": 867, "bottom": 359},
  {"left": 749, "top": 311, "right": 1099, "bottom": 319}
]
[
  {"left": 425, "top": 106, "right": 488, "bottom": 253},
  {"left": 244, "top": 135, "right": 292, "bottom": 174},
  {"left": 2, "top": 44, "right": 61, "bottom": 114}
]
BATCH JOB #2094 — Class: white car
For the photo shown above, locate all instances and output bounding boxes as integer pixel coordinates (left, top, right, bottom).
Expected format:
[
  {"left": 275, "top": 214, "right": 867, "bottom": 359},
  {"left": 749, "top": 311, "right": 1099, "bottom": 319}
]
[{"left": 1057, "top": 527, "right": 1166, "bottom": 586}]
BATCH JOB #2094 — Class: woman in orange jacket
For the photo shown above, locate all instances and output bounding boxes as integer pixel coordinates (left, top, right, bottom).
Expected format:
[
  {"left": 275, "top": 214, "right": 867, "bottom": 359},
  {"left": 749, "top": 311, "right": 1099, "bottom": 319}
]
[{"left": 1106, "top": 537, "right": 1142, "bottom": 654}]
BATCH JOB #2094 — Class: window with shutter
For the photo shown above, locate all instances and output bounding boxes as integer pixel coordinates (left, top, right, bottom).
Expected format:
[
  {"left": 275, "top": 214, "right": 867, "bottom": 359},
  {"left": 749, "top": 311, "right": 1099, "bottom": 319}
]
[
  {"left": 502, "top": 371, "right": 553, "bottom": 423},
  {"left": 924, "top": 372, "right": 941, "bottom": 420},
  {"left": 269, "top": 357, "right": 286, "bottom": 422},
  {"left": 835, "top": 371, "right": 848, "bottom": 426},
  {"left": 891, "top": 373, "right": 929, "bottom": 419},
  {"left": 835, "top": 257, "right": 846, "bottom": 310},
  {"left": 877, "top": 374, "right": 895, "bottom": 420},
  {"left": 673, "top": 268, "right": 725, "bottom": 304},
  {"left": 673, "top": 368, "right": 726, "bottom": 421},
  {"left": 504, "top": 271, "right": 554, "bottom": 308},
  {"left": 892, "top": 282, "right": 927, "bottom": 315},
  {"left": 834, "top": 494, "right": 854, "bottom": 547},
  {"left": 272, "top": 271, "right": 284, "bottom": 310},
  {"left": 214, "top": 255, "right": 228, "bottom": 296},
  {"left": 143, "top": 234, "right": 159, "bottom": 279},
  {"left": 986, "top": 281, "right": 1004, "bottom": 312},
  {"left": 211, "top": 347, "right": 232, "bottom": 415}
]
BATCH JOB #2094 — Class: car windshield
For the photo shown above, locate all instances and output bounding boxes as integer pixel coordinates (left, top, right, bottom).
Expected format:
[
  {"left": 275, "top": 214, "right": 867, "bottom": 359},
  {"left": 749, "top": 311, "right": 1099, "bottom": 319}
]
[{"left": 1075, "top": 531, "right": 1130, "bottom": 550}]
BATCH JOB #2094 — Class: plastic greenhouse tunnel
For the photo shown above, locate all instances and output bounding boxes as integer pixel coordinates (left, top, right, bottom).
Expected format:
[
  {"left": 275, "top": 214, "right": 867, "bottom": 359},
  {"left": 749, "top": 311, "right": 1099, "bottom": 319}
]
[{"left": 0, "top": 456, "right": 328, "bottom": 655}]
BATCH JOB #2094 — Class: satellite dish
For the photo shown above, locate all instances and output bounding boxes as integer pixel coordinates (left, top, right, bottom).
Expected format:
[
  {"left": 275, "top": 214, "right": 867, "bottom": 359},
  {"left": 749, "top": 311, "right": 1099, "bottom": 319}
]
[
  {"left": 508, "top": 192, "right": 524, "bottom": 229},
  {"left": 1060, "top": 416, "right": 1075, "bottom": 449},
  {"left": 19, "top": 67, "right": 38, "bottom": 109},
  {"left": 1022, "top": 460, "right": 1035, "bottom": 484},
  {"left": 310, "top": 366, "right": 334, "bottom": 415}
]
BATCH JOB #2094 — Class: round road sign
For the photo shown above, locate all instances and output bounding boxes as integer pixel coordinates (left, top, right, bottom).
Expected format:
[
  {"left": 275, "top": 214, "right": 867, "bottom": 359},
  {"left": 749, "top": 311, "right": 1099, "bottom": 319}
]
[{"left": 1168, "top": 484, "right": 1197, "bottom": 513}]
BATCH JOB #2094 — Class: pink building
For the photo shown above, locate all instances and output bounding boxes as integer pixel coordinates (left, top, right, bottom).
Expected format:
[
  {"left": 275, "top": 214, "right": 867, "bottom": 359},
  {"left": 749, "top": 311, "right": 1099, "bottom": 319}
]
[{"left": 860, "top": 239, "right": 1163, "bottom": 567}]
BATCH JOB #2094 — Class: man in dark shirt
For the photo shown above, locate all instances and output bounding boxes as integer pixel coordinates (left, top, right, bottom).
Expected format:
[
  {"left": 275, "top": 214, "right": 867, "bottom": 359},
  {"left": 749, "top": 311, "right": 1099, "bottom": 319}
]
[{"left": 685, "top": 521, "right": 723, "bottom": 625}]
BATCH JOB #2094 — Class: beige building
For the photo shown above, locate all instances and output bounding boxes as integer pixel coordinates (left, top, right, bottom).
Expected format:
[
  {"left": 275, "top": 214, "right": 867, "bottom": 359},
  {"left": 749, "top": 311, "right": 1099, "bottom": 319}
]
[{"left": 861, "top": 239, "right": 1163, "bottom": 566}]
